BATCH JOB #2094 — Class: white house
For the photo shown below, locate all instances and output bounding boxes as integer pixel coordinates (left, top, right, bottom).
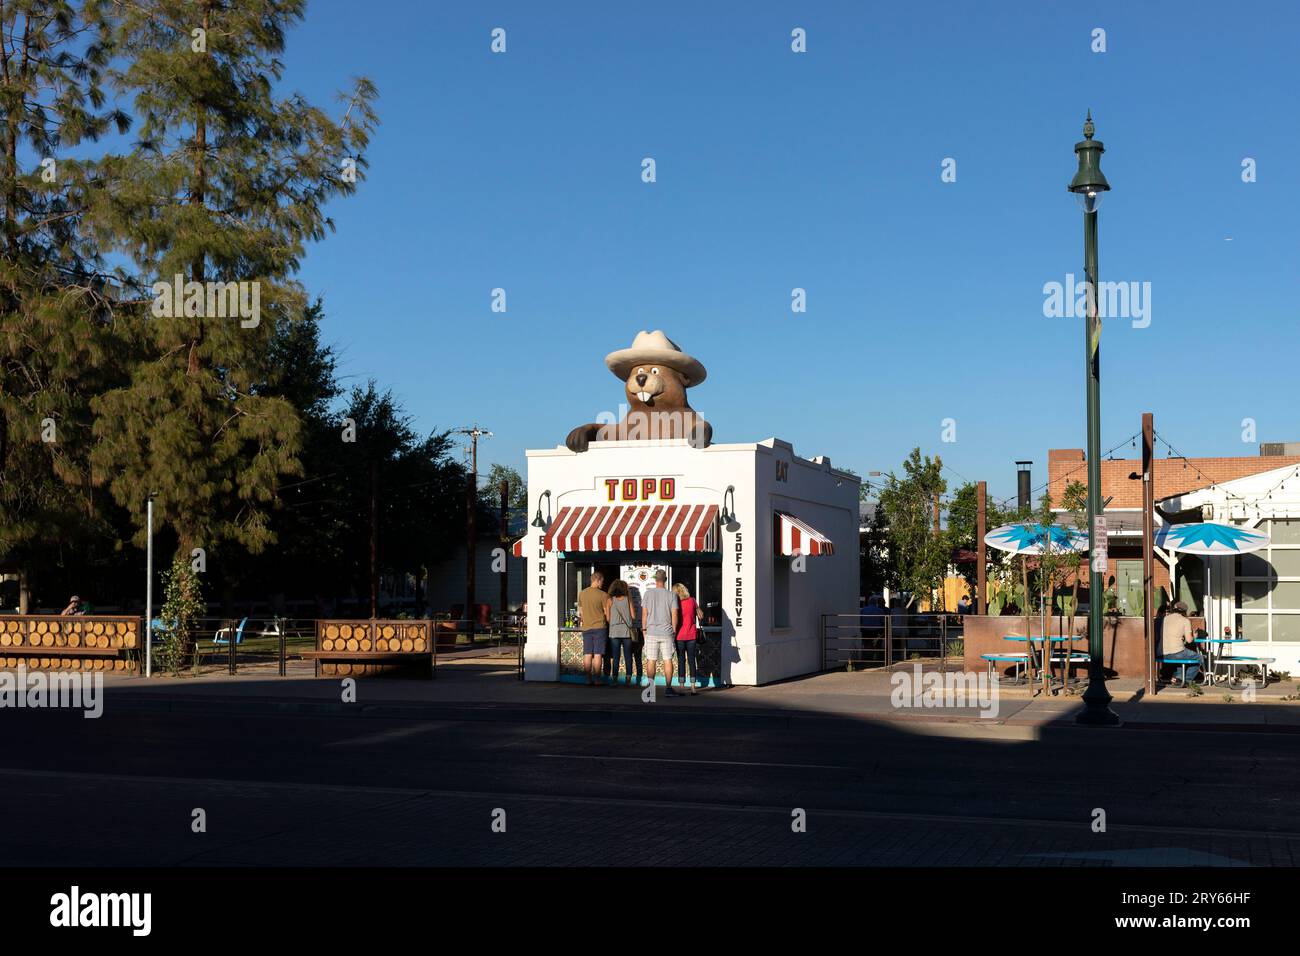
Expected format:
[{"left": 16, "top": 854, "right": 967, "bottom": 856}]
[
  {"left": 1161, "top": 462, "right": 1300, "bottom": 675},
  {"left": 519, "top": 437, "right": 860, "bottom": 686}
]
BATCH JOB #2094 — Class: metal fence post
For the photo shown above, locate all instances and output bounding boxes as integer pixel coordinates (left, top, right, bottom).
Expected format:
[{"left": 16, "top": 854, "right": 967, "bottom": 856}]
[
  {"left": 884, "top": 616, "right": 893, "bottom": 670},
  {"left": 940, "top": 615, "right": 948, "bottom": 674},
  {"left": 228, "top": 624, "right": 236, "bottom": 675},
  {"left": 517, "top": 618, "right": 526, "bottom": 681},
  {"left": 278, "top": 619, "right": 286, "bottom": 677}
]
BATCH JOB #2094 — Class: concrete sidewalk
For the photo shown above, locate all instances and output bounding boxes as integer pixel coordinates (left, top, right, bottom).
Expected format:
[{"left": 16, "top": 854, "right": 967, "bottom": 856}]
[{"left": 95, "top": 659, "right": 1300, "bottom": 733}]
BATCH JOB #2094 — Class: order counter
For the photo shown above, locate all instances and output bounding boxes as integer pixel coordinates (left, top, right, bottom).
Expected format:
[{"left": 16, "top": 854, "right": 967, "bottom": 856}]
[{"left": 557, "top": 625, "right": 726, "bottom": 686}]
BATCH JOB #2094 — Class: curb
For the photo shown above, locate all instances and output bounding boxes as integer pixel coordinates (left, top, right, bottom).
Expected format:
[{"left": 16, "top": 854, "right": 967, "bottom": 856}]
[
  {"left": 100, "top": 692, "right": 809, "bottom": 729},
  {"left": 99, "top": 691, "right": 1300, "bottom": 735}
]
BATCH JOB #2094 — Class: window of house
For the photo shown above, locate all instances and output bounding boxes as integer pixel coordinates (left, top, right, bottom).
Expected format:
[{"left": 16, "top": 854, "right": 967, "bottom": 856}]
[
  {"left": 773, "top": 557, "right": 791, "bottom": 628},
  {"left": 1234, "top": 519, "right": 1300, "bottom": 642}
]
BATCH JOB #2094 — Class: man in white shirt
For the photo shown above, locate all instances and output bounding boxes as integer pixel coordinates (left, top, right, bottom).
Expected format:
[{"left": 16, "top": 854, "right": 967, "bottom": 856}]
[{"left": 641, "top": 571, "right": 681, "bottom": 696}]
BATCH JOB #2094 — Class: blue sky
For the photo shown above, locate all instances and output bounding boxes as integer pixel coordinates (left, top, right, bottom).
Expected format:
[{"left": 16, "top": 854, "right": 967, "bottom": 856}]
[{"left": 280, "top": 0, "right": 1299, "bottom": 504}]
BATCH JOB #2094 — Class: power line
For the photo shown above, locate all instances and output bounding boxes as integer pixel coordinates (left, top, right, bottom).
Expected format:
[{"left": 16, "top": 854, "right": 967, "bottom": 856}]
[
  {"left": 991, "top": 432, "right": 1141, "bottom": 509},
  {"left": 1152, "top": 429, "right": 1300, "bottom": 518}
]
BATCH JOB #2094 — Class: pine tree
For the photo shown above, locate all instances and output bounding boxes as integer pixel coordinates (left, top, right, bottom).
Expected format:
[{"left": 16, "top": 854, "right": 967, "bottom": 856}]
[
  {"left": 231, "top": 297, "right": 345, "bottom": 602},
  {"left": 328, "top": 383, "right": 465, "bottom": 608},
  {"left": 0, "top": 0, "right": 130, "bottom": 603},
  {"left": 83, "top": 0, "right": 377, "bottom": 561}
]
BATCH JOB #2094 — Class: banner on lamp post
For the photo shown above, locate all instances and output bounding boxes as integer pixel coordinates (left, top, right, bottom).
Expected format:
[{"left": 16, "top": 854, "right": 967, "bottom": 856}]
[{"left": 1091, "top": 516, "right": 1109, "bottom": 573}]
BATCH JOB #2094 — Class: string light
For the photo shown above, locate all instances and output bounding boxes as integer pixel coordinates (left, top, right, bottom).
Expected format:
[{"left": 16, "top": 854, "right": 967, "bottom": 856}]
[
  {"left": 991, "top": 432, "right": 1141, "bottom": 509},
  {"left": 1152, "top": 430, "right": 1300, "bottom": 516}
]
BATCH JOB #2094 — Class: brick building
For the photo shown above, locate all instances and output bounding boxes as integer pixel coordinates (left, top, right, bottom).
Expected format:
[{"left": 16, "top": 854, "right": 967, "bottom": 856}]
[
  {"left": 1047, "top": 448, "right": 1300, "bottom": 511},
  {"left": 1043, "top": 446, "right": 1300, "bottom": 674}
]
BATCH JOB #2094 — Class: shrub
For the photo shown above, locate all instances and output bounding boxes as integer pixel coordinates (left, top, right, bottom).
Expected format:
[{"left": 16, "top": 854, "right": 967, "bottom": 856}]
[{"left": 156, "top": 555, "right": 205, "bottom": 676}]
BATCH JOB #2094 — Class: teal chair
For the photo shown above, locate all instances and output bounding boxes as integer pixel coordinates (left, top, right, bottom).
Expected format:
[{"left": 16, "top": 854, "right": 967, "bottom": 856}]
[{"left": 213, "top": 617, "right": 248, "bottom": 646}]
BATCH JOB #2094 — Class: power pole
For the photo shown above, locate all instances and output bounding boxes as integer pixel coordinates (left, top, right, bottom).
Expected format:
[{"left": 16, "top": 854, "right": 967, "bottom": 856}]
[
  {"left": 976, "top": 481, "right": 987, "bottom": 614},
  {"left": 933, "top": 456, "right": 942, "bottom": 611},
  {"left": 499, "top": 478, "right": 510, "bottom": 634},
  {"left": 370, "top": 460, "right": 378, "bottom": 619},
  {"left": 934, "top": 455, "right": 942, "bottom": 535},
  {"left": 456, "top": 425, "right": 492, "bottom": 639},
  {"left": 1142, "top": 412, "right": 1155, "bottom": 696}
]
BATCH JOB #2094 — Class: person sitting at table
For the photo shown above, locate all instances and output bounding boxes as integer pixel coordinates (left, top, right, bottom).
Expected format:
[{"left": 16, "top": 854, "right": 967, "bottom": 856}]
[{"left": 1159, "top": 600, "right": 1200, "bottom": 684}]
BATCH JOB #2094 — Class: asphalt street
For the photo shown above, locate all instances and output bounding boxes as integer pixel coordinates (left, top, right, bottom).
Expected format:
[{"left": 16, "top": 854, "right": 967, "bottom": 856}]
[{"left": 2, "top": 695, "right": 1297, "bottom": 867}]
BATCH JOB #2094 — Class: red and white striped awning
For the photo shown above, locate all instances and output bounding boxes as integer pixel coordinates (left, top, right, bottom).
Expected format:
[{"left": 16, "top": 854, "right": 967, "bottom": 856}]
[
  {"left": 775, "top": 511, "right": 835, "bottom": 556},
  {"left": 542, "top": 504, "right": 719, "bottom": 553}
]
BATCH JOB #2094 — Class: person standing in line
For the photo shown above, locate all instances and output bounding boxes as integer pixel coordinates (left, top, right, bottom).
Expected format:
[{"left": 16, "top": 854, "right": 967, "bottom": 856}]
[
  {"left": 642, "top": 570, "right": 680, "bottom": 696},
  {"left": 672, "top": 582, "right": 702, "bottom": 694},
  {"left": 606, "top": 580, "right": 637, "bottom": 686},
  {"left": 577, "top": 571, "right": 611, "bottom": 686},
  {"left": 628, "top": 585, "right": 645, "bottom": 685}
]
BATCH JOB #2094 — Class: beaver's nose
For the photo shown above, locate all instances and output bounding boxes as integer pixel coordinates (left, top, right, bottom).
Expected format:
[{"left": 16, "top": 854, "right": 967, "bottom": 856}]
[{"left": 636, "top": 374, "right": 647, "bottom": 387}]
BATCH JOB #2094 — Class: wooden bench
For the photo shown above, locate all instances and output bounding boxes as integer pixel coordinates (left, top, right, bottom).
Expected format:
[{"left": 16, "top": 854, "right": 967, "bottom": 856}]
[
  {"left": 302, "top": 650, "right": 434, "bottom": 678},
  {"left": 4, "top": 645, "right": 120, "bottom": 657},
  {"left": 309, "top": 620, "right": 436, "bottom": 678}
]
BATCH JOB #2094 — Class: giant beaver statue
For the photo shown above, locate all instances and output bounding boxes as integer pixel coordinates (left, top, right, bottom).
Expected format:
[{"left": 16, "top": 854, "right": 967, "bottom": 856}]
[{"left": 565, "top": 330, "right": 712, "bottom": 453}]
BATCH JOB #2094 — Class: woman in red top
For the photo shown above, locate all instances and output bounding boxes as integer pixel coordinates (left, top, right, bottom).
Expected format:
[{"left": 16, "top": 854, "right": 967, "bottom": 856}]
[{"left": 672, "top": 582, "right": 703, "bottom": 694}]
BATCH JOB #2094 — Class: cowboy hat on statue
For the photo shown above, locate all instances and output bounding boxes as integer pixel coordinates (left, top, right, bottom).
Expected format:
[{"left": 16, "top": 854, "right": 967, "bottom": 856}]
[{"left": 565, "top": 330, "right": 712, "bottom": 453}]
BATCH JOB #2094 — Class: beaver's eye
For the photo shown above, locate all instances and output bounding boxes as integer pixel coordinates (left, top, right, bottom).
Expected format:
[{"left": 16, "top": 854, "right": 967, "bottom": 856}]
[{"left": 651, "top": 367, "right": 659, "bottom": 375}]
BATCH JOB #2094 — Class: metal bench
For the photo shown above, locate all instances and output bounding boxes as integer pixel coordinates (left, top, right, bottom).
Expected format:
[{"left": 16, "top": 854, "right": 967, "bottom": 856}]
[
  {"left": 980, "top": 652, "right": 1030, "bottom": 683},
  {"left": 1218, "top": 656, "right": 1275, "bottom": 687},
  {"left": 1159, "top": 655, "right": 1203, "bottom": 685}
]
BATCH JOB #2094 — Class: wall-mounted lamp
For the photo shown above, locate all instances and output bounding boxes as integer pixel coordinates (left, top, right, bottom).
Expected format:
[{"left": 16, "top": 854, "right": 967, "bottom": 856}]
[
  {"left": 531, "top": 489, "right": 552, "bottom": 528},
  {"left": 720, "top": 485, "right": 739, "bottom": 531}
]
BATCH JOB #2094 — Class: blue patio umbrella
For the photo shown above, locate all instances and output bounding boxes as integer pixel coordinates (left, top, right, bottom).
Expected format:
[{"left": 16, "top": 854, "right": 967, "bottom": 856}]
[
  {"left": 984, "top": 522, "right": 1088, "bottom": 556},
  {"left": 983, "top": 523, "right": 1088, "bottom": 694},
  {"left": 1154, "top": 522, "right": 1268, "bottom": 556},
  {"left": 1155, "top": 522, "right": 1269, "bottom": 635}
]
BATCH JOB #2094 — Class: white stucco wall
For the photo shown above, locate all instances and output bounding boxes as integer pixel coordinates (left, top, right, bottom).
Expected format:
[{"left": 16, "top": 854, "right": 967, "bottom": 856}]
[{"left": 750, "top": 439, "right": 861, "bottom": 684}]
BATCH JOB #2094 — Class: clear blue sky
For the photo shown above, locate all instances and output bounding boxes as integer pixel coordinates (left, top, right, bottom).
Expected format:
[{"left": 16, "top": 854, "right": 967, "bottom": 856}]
[{"left": 282, "top": 0, "right": 1299, "bottom": 505}]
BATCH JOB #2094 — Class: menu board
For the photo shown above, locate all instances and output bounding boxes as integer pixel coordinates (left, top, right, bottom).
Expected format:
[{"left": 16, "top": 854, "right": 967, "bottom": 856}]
[{"left": 621, "top": 563, "right": 667, "bottom": 601}]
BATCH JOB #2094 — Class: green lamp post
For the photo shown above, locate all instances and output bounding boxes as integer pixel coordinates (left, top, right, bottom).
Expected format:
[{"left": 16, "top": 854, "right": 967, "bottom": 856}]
[{"left": 1069, "top": 111, "right": 1120, "bottom": 726}]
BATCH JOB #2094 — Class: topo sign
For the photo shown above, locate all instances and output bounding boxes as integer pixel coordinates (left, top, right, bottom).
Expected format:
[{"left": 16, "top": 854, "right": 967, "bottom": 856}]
[{"left": 603, "top": 477, "right": 676, "bottom": 502}]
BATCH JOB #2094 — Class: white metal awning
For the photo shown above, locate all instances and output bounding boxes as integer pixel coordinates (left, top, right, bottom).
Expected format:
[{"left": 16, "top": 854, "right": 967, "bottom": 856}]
[{"left": 774, "top": 511, "right": 834, "bottom": 556}]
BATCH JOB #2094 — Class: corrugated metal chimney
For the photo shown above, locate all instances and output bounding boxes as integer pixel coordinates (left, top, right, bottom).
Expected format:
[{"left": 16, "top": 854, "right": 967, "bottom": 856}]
[{"left": 1015, "top": 461, "right": 1032, "bottom": 512}]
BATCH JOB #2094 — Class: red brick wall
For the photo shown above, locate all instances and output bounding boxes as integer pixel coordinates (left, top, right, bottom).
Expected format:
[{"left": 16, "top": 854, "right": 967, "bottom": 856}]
[
  {"left": 963, "top": 614, "right": 1205, "bottom": 679},
  {"left": 1047, "top": 448, "right": 1300, "bottom": 510}
]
